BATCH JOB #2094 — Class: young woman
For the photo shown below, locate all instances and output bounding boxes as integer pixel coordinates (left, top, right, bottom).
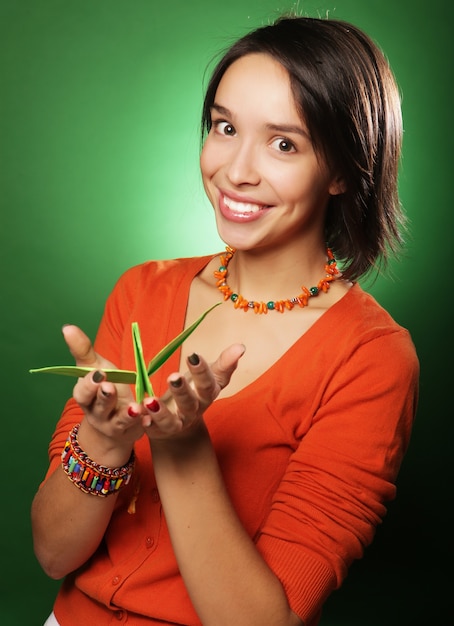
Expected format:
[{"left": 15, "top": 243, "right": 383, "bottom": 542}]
[{"left": 32, "top": 15, "right": 419, "bottom": 626}]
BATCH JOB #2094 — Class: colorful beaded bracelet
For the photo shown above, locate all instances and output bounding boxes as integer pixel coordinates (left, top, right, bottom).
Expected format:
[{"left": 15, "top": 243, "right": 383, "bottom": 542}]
[{"left": 61, "top": 424, "right": 135, "bottom": 496}]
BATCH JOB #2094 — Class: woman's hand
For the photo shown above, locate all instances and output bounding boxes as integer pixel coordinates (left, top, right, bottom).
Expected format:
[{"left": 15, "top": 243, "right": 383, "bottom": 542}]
[
  {"left": 62, "top": 325, "right": 145, "bottom": 463},
  {"left": 64, "top": 325, "right": 245, "bottom": 446},
  {"left": 141, "top": 343, "right": 246, "bottom": 439}
]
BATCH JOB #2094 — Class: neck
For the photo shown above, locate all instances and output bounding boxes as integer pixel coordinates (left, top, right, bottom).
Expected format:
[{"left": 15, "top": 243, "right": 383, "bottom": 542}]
[
  {"left": 226, "top": 243, "right": 328, "bottom": 301},
  {"left": 212, "top": 240, "right": 341, "bottom": 317}
]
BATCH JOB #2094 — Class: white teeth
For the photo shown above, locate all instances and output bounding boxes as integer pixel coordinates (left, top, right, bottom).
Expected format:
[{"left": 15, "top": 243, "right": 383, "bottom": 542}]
[{"left": 223, "top": 195, "right": 262, "bottom": 214}]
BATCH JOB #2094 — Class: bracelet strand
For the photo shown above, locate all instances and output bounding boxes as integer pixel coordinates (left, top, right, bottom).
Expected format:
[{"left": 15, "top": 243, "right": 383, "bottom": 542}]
[{"left": 61, "top": 423, "right": 135, "bottom": 496}]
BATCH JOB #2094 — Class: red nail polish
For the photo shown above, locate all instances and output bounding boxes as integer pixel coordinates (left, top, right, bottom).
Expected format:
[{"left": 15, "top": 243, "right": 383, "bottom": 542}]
[
  {"left": 128, "top": 406, "right": 139, "bottom": 418},
  {"left": 145, "top": 399, "right": 160, "bottom": 413}
]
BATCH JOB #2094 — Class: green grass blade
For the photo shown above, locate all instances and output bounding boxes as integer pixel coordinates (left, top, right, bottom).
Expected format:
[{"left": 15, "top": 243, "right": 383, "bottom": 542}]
[
  {"left": 147, "top": 302, "right": 221, "bottom": 375},
  {"left": 30, "top": 303, "right": 221, "bottom": 397},
  {"left": 132, "top": 322, "right": 154, "bottom": 402},
  {"left": 29, "top": 366, "right": 136, "bottom": 384},
  {"left": 132, "top": 324, "right": 145, "bottom": 403}
]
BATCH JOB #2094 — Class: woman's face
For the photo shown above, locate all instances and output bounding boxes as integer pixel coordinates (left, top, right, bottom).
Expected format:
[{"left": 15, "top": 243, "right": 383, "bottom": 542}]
[{"left": 200, "top": 53, "right": 342, "bottom": 252}]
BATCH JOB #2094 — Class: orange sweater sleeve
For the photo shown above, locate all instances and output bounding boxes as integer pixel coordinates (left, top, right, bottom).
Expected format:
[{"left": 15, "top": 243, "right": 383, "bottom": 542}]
[{"left": 256, "top": 312, "right": 419, "bottom": 623}]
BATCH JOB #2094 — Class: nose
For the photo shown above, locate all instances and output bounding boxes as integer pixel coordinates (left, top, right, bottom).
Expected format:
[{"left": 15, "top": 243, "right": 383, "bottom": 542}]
[{"left": 226, "top": 141, "right": 261, "bottom": 187}]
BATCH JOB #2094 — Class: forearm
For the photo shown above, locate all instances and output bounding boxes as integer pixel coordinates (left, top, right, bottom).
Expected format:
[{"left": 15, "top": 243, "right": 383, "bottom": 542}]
[
  {"left": 31, "top": 419, "right": 133, "bottom": 579},
  {"left": 151, "top": 423, "right": 302, "bottom": 626},
  {"left": 31, "top": 464, "right": 118, "bottom": 579}
]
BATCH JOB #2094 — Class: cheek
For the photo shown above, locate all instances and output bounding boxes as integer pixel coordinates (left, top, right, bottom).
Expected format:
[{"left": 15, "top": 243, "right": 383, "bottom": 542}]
[
  {"left": 200, "top": 143, "right": 218, "bottom": 206},
  {"left": 200, "top": 139, "right": 217, "bottom": 181},
  {"left": 265, "top": 166, "right": 309, "bottom": 202},
  {"left": 277, "top": 164, "right": 332, "bottom": 204}
]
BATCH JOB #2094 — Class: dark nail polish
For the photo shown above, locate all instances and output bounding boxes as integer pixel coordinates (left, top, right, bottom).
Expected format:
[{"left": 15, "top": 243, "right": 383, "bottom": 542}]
[
  {"left": 93, "top": 370, "right": 104, "bottom": 383},
  {"left": 188, "top": 353, "right": 200, "bottom": 366},
  {"left": 170, "top": 377, "right": 183, "bottom": 388},
  {"left": 128, "top": 406, "right": 139, "bottom": 418},
  {"left": 145, "top": 398, "right": 160, "bottom": 413}
]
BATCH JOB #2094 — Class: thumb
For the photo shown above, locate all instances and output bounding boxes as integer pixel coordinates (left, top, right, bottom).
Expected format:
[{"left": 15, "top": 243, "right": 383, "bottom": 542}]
[
  {"left": 61, "top": 324, "right": 98, "bottom": 368},
  {"left": 211, "top": 343, "right": 246, "bottom": 391}
]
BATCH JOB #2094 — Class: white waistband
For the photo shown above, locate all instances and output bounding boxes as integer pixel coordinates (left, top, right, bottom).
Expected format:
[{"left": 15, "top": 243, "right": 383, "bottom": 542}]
[{"left": 43, "top": 612, "right": 60, "bottom": 626}]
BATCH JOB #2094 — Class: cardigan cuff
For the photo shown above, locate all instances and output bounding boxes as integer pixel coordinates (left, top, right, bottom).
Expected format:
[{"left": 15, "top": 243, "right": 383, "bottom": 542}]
[{"left": 257, "top": 533, "right": 337, "bottom": 623}]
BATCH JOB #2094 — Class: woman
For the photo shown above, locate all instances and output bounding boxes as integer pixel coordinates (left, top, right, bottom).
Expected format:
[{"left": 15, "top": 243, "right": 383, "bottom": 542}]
[{"left": 32, "top": 15, "right": 419, "bottom": 626}]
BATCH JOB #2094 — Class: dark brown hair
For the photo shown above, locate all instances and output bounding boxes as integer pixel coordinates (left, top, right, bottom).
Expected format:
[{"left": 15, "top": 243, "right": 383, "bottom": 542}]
[{"left": 201, "top": 16, "right": 404, "bottom": 280}]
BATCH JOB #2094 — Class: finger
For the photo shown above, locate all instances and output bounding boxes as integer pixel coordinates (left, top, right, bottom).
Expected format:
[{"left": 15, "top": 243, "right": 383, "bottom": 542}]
[
  {"left": 208, "top": 343, "right": 246, "bottom": 391},
  {"left": 185, "top": 354, "right": 218, "bottom": 404},
  {"left": 126, "top": 402, "right": 144, "bottom": 419},
  {"left": 142, "top": 396, "right": 185, "bottom": 433},
  {"left": 73, "top": 369, "right": 118, "bottom": 410},
  {"left": 62, "top": 325, "right": 98, "bottom": 368},
  {"left": 166, "top": 374, "right": 200, "bottom": 417}
]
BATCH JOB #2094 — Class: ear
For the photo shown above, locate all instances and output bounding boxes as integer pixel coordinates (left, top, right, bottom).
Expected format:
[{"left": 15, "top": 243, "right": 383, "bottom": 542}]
[{"left": 329, "top": 175, "right": 346, "bottom": 196}]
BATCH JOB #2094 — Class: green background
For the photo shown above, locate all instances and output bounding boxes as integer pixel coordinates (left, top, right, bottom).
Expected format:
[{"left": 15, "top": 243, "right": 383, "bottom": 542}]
[{"left": 1, "top": 0, "right": 452, "bottom": 624}]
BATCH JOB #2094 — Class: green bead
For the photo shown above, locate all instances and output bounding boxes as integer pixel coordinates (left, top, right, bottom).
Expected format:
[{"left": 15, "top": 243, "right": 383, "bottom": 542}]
[
  {"left": 231, "top": 294, "right": 238, "bottom": 302},
  {"left": 267, "top": 301, "right": 275, "bottom": 310},
  {"left": 310, "top": 287, "right": 319, "bottom": 296},
  {"left": 219, "top": 265, "right": 227, "bottom": 272}
]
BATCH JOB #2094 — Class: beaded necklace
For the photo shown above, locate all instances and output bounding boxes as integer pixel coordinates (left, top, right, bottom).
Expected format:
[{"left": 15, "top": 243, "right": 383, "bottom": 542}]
[{"left": 214, "top": 245, "right": 340, "bottom": 314}]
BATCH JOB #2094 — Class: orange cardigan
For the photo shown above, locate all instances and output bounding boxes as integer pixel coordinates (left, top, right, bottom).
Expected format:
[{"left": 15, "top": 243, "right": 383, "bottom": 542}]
[{"left": 44, "top": 255, "right": 419, "bottom": 625}]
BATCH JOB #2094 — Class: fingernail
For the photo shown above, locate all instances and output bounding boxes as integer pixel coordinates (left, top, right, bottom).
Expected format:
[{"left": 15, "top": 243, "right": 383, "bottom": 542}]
[
  {"left": 128, "top": 406, "right": 139, "bottom": 418},
  {"left": 93, "top": 370, "right": 105, "bottom": 383},
  {"left": 101, "top": 388, "right": 111, "bottom": 398},
  {"left": 145, "top": 398, "right": 160, "bottom": 413},
  {"left": 188, "top": 353, "right": 200, "bottom": 366},
  {"left": 170, "top": 377, "right": 183, "bottom": 388}
]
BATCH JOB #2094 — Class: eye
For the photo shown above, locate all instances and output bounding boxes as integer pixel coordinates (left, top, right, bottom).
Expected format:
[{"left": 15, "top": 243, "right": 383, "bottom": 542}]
[
  {"left": 214, "top": 121, "right": 236, "bottom": 137},
  {"left": 271, "top": 138, "right": 296, "bottom": 153}
]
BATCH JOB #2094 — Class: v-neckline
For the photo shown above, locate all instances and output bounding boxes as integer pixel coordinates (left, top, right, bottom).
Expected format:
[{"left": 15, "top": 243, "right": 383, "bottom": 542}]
[{"left": 155, "top": 254, "right": 357, "bottom": 401}]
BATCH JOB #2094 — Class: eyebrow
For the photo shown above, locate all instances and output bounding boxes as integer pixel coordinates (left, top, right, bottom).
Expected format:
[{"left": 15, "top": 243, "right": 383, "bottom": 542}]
[
  {"left": 266, "top": 123, "right": 310, "bottom": 139},
  {"left": 211, "top": 103, "right": 231, "bottom": 116},
  {"left": 210, "top": 103, "right": 310, "bottom": 139}
]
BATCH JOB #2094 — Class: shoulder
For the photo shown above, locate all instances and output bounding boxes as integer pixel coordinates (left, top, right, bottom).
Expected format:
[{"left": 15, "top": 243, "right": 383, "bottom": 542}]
[
  {"left": 93, "top": 254, "right": 217, "bottom": 362},
  {"left": 328, "top": 283, "right": 419, "bottom": 377},
  {"left": 335, "top": 283, "right": 413, "bottom": 339},
  {"left": 119, "top": 255, "right": 214, "bottom": 285},
  {"left": 109, "top": 255, "right": 215, "bottom": 299},
  {"left": 98, "top": 254, "right": 215, "bottom": 327}
]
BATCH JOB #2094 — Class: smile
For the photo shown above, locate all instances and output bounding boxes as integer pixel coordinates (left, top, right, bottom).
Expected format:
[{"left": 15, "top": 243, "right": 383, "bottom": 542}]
[{"left": 223, "top": 195, "right": 265, "bottom": 214}]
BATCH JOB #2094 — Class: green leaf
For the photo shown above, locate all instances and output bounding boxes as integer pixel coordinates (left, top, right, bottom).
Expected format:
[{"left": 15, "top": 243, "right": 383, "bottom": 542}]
[
  {"left": 131, "top": 322, "right": 154, "bottom": 402},
  {"left": 29, "top": 366, "right": 136, "bottom": 384},
  {"left": 147, "top": 302, "right": 221, "bottom": 375},
  {"left": 29, "top": 302, "right": 222, "bottom": 400}
]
